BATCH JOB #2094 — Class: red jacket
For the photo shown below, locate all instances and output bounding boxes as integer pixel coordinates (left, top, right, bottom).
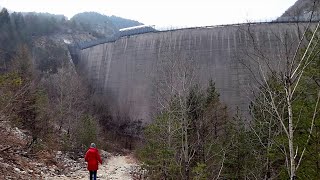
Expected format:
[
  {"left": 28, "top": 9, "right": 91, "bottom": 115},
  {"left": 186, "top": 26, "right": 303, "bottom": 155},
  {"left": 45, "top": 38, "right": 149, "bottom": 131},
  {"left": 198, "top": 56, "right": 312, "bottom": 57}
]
[{"left": 85, "top": 147, "right": 102, "bottom": 171}]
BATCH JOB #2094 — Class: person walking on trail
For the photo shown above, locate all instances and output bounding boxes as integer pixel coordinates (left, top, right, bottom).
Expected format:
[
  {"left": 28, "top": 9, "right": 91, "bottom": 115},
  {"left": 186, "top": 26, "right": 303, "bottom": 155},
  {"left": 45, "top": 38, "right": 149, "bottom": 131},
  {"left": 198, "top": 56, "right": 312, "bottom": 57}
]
[{"left": 85, "top": 143, "right": 102, "bottom": 180}]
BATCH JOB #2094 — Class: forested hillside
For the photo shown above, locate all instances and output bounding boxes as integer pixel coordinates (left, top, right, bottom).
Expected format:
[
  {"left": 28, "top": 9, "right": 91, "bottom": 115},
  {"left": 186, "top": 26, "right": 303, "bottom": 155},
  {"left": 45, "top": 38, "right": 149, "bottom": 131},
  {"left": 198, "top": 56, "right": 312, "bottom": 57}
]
[
  {"left": 109, "top": 15, "right": 143, "bottom": 29},
  {"left": 0, "top": 7, "right": 144, "bottom": 179},
  {"left": 70, "top": 12, "right": 142, "bottom": 37},
  {"left": 279, "top": 0, "right": 320, "bottom": 21}
]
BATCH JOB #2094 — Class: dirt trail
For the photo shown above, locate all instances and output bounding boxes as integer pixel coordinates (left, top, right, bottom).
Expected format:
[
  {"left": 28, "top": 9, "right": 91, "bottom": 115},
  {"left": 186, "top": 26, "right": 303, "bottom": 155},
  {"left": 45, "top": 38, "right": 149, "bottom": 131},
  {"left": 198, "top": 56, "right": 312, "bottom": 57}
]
[
  {"left": 0, "top": 121, "right": 142, "bottom": 179},
  {"left": 46, "top": 153, "right": 139, "bottom": 180}
]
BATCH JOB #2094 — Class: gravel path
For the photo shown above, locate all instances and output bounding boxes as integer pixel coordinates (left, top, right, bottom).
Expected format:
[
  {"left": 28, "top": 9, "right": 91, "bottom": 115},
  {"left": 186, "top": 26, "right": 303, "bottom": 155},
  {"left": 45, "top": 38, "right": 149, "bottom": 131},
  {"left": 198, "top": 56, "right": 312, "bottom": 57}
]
[{"left": 46, "top": 154, "right": 139, "bottom": 180}]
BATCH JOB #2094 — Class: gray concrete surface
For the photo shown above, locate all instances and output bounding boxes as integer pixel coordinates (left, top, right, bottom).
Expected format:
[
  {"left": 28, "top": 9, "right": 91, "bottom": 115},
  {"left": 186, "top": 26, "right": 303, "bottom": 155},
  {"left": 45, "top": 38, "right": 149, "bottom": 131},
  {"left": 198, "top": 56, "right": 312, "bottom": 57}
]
[{"left": 76, "top": 23, "right": 306, "bottom": 122}]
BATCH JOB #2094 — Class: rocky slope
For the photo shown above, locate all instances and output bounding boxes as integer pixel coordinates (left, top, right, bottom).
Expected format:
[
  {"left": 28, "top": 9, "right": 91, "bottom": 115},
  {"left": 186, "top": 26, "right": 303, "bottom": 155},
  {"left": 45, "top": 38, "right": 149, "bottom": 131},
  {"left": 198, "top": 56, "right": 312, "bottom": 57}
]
[
  {"left": 0, "top": 120, "right": 143, "bottom": 179},
  {"left": 279, "top": 0, "right": 320, "bottom": 21},
  {"left": 0, "top": 120, "right": 61, "bottom": 179}
]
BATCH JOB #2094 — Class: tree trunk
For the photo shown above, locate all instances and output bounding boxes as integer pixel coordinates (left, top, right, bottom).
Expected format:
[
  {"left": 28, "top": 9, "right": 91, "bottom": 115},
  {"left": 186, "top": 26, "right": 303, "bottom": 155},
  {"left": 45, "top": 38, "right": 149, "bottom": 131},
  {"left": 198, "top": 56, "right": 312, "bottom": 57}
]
[{"left": 286, "top": 82, "right": 296, "bottom": 180}]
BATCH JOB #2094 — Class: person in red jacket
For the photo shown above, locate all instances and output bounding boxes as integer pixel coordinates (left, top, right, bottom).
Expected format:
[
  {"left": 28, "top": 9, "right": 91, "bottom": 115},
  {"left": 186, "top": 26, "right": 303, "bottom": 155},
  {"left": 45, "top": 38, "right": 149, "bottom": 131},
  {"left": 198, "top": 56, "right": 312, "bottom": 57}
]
[{"left": 85, "top": 143, "right": 102, "bottom": 180}]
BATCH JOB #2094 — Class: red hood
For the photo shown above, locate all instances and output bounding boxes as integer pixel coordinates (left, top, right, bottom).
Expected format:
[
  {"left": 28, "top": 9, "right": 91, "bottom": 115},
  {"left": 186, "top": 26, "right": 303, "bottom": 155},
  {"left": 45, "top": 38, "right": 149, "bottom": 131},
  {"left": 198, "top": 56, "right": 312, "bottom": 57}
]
[{"left": 85, "top": 147, "right": 102, "bottom": 171}]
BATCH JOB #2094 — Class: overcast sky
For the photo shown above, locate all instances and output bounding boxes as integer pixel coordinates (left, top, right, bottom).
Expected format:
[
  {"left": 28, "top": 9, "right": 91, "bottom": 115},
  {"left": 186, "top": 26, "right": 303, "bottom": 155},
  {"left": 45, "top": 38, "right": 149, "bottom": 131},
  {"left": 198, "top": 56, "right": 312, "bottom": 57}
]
[{"left": 0, "top": 0, "right": 297, "bottom": 28}]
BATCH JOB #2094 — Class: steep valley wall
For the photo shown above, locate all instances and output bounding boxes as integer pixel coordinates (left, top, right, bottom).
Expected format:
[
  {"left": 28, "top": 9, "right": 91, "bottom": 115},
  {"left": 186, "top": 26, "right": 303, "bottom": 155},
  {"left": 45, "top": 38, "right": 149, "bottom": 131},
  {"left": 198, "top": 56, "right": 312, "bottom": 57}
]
[{"left": 77, "top": 23, "right": 305, "bottom": 122}]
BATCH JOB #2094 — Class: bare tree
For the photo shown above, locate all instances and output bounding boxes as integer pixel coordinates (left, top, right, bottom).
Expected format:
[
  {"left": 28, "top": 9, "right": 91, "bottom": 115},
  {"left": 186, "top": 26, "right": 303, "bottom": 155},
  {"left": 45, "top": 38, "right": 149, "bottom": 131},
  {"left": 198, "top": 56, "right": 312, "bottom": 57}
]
[
  {"left": 42, "top": 64, "right": 88, "bottom": 135},
  {"left": 147, "top": 43, "right": 230, "bottom": 179},
  {"left": 241, "top": 20, "right": 320, "bottom": 179},
  {"left": 154, "top": 48, "right": 199, "bottom": 179}
]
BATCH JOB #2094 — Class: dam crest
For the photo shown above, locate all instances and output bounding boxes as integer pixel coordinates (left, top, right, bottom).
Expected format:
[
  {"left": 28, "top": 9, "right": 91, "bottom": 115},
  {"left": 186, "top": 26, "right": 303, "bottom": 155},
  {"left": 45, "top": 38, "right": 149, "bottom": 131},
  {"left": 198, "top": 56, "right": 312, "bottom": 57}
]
[{"left": 71, "top": 22, "right": 309, "bottom": 122}]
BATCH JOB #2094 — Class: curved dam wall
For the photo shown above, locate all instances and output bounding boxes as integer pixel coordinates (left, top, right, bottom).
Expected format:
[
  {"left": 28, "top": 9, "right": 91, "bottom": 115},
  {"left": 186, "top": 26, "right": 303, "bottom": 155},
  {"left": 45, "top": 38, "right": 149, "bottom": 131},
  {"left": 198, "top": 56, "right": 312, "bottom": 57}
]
[{"left": 77, "top": 23, "right": 304, "bottom": 122}]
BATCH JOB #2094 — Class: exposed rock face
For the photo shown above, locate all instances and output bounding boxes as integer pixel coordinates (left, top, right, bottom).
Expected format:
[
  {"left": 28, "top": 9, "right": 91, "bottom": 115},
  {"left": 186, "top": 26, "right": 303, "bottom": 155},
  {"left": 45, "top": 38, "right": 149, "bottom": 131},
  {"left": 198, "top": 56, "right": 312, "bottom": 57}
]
[
  {"left": 279, "top": 0, "right": 320, "bottom": 21},
  {"left": 0, "top": 121, "right": 66, "bottom": 179},
  {"left": 76, "top": 23, "right": 306, "bottom": 122}
]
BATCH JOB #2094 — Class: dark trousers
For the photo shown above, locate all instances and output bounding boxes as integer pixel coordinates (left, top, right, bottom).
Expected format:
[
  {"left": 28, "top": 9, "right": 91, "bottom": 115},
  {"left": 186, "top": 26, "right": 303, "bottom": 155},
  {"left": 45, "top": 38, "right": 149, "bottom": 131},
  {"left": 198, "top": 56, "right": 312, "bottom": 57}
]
[{"left": 89, "top": 171, "right": 97, "bottom": 180}]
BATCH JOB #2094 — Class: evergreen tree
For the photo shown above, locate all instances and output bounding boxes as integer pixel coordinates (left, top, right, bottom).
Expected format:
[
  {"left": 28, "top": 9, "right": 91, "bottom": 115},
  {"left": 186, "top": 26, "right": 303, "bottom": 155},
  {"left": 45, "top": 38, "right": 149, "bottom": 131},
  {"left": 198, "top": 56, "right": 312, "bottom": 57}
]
[
  {"left": 0, "top": 8, "right": 10, "bottom": 27},
  {"left": 138, "top": 80, "right": 230, "bottom": 179},
  {"left": 248, "top": 27, "right": 320, "bottom": 179}
]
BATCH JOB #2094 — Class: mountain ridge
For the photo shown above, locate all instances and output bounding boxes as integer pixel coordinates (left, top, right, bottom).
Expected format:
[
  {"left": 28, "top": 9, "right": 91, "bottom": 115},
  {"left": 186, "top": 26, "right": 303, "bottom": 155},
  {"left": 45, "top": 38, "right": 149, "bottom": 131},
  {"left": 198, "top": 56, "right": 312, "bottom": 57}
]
[{"left": 279, "top": 0, "right": 320, "bottom": 21}]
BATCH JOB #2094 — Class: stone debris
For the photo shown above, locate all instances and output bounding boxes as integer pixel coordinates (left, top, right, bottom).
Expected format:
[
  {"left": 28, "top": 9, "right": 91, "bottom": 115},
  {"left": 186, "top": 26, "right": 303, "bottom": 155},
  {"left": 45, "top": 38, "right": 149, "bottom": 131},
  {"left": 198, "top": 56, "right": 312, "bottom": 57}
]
[{"left": 0, "top": 121, "right": 143, "bottom": 180}]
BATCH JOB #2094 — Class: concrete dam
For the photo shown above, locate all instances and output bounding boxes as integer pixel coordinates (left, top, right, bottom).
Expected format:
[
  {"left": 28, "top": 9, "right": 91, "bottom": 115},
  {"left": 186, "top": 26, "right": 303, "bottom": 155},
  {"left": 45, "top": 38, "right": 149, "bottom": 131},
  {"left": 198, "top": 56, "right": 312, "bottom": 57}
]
[{"left": 74, "top": 22, "right": 305, "bottom": 122}]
